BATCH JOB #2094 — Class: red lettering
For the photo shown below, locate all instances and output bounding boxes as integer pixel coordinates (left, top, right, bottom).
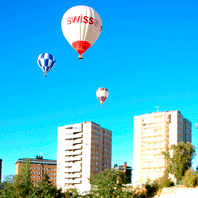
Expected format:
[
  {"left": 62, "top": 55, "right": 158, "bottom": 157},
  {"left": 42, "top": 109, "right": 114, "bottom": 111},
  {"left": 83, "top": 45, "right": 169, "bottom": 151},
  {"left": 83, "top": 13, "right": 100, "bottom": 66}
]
[
  {"left": 80, "top": 14, "right": 83, "bottom": 23},
  {"left": 67, "top": 16, "right": 98, "bottom": 26},
  {"left": 89, "top": 17, "right": 94, "bottom": 25},
  {"left": 67, "top": 17, "right": 71, "bottom": 25},
  {"left": 72, "top": 16, "right": 81, "bottom": 23},
  {"left": 83, "top": 16, "right": 88, "bottom": 23}
]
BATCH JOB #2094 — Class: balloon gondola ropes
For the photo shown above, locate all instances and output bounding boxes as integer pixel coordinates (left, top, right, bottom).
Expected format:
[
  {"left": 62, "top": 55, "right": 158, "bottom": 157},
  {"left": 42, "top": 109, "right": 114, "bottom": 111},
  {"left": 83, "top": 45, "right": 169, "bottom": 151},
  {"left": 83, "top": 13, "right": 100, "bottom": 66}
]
[{"left": 61, "top": 5, "right": 102, "bottom": 59}]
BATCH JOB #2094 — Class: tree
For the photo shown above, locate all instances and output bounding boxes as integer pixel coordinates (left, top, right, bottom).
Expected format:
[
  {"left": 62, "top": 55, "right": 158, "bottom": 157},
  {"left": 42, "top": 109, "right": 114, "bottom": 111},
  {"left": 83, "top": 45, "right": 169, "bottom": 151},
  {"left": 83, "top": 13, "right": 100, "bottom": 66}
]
[
  {"left": 162, "top": 142, "right": 196, "bottom": 184},
  {"left": 1, "top": 159, "right": 34, "bottom": 198},
  {"left": 0, "top": 160, "right": 63, "bottom": 198},
  {"left": 32, "top": 172, "right": 63, "bottom": 198},
  {"left": 89, "top": 169, "right": 126, "bottom": 198}
]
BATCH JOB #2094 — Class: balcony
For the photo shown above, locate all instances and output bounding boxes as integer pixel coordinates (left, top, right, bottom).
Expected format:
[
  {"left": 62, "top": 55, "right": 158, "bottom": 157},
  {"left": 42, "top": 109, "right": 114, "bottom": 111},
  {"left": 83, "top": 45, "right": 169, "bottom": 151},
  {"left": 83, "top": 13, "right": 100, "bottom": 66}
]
[
  {"left": 73, "top": 139, "right": 82, "bottom": 144},
  {"left": 65, "top": 144, "right": 82, "bottom": 151},
  {"left": 143, "top": 123, "right": 166, "bottom": 129},
  {"left": 65, "top": 156, "right": 82, "bottom": 162},
  {"left": 65, "top": 150, "right": 82, "bottom": 156},
  {"left": 65, "top": 133, "right": 83, "bottom": 140},
  {"left": 64, "top": 179, "right": 81, "bottom": 184},
  {"left": 65, "top": 173, "right": 82, "bottom": 178},
  {"left": 65, "top": 166, "right": 82, "bottom": 173}
]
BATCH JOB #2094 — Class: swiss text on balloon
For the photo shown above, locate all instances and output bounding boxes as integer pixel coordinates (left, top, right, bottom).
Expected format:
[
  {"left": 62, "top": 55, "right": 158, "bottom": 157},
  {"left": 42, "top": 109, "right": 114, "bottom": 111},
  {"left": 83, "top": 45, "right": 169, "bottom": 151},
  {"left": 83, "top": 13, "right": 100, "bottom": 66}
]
[{"left": 67, "top": 15, "right": 102, "bottom": 30}]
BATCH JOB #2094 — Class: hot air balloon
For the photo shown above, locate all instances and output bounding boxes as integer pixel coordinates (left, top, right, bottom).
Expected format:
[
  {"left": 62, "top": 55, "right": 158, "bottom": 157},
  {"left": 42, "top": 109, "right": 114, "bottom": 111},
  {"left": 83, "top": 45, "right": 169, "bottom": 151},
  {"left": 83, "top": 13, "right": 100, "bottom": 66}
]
[
  {"left": 96, "top": 87, "right": 109, "bottom": 106},
  {"left": 37, "top": 53, "right": 56, "bottom": 77},
  {"left": 61, "top": 5, "right": 102, "bottom": 59},
  {"left": 195, "top": 123, "right": 198, "bottom": 130}
]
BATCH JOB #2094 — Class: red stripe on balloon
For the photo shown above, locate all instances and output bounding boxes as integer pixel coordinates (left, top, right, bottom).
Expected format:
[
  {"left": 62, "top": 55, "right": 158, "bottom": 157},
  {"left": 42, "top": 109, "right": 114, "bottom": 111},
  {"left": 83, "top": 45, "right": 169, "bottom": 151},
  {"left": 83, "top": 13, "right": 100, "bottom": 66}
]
[{"left": 72, "top": 41, "right": 91, "bottom": 55}]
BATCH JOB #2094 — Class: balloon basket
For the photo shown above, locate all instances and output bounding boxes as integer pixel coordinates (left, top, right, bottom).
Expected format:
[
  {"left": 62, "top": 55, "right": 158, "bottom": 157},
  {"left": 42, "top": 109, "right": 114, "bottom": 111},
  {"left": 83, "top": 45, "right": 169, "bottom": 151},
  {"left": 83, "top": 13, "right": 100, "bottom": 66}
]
[{"left": 78, "top": 55, "right": 83, "bottom": 59}]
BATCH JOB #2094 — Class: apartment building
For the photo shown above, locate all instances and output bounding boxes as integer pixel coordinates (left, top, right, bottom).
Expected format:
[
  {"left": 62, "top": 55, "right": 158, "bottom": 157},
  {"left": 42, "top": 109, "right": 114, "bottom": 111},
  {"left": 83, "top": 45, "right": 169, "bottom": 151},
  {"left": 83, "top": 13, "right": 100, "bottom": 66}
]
[
  {"left": 133, "top": 110, "right": 191, "bottom": 187},
  {"left": 0, "top": 159, "right": 2, "bottom": 184},
  {"left": 113, "top": 162, "right": 132, "bottom": 184},
  {"left": 15, "top": 156, "right": 57, "bottom": 185},
  {"left": 57, "top": 121, "right": 112, "bottom": 194}
]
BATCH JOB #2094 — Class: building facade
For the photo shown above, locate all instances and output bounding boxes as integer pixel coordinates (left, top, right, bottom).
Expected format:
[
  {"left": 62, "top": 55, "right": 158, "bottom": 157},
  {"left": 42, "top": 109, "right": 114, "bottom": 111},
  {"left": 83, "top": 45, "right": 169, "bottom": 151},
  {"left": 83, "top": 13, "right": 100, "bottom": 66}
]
[
  {"left": 133, "top": 110, "right": 191, "bottom": 187},
  {"left": 113, "top": 162, "right": 132, "bottom": 184},
  {"left": 57, "top": 121, "right": 112, "bottom": 194},
  {"left": 0, "top": 159, "right": 2, "bottom": 184},
  {"left": 15, "top": 156, "right": 57, "bottom": 185}
]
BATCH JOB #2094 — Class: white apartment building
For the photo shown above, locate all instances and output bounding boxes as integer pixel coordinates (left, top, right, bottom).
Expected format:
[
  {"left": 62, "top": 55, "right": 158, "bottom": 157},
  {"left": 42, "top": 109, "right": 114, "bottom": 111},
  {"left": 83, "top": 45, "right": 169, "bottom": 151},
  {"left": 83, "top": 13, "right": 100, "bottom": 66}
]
[
  {"left": 133, "top": 110, "right": 191, "bottom": 187},
  {"left": 57, "top": 121, "right": 112, "bottom": 194}
]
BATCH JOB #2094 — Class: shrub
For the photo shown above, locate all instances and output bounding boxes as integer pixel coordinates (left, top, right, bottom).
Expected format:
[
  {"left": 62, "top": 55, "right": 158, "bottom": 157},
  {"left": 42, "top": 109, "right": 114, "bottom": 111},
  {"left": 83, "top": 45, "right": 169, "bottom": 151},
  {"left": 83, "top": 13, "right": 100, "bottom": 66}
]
[
  {"left": 182, "top": 168, "right": 198, "bottom": 187},
  {"left": 154, "top": 176, "right": 174, "bottom": 189}
]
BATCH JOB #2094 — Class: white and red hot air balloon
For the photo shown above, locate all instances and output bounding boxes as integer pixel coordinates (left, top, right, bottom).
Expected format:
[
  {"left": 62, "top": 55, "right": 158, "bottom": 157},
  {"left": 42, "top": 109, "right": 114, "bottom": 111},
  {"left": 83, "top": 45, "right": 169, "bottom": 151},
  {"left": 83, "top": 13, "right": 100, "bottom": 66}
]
[
  {"left": 96, "top": 87, "right": 109, "bottom": 106},
  {"left": 61, "top": 5, "right": 102, "bottom": 59}
]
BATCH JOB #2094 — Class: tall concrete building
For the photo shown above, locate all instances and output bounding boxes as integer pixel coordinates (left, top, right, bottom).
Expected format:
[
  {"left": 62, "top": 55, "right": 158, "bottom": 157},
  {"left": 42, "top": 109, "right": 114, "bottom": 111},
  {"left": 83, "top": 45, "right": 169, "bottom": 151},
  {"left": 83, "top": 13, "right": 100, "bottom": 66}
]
[
  {"left": 133, "top": 110, "right": 191, "bottom": 187},
  {"left": 15, "top": 156, "right": 57, "bottom": 185},
  {"left": 57, "top": 121, "right": 112, "bottom": 194},
  {"left": 0, "top": 159, "right": 2, "bottom": 184}
]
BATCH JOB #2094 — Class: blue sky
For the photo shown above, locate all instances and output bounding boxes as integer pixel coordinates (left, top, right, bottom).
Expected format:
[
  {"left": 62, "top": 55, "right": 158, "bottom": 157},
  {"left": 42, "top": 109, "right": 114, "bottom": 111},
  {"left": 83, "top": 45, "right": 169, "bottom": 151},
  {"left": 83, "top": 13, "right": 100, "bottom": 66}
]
[{"left": 1, "top": 0, "right": 198, "bottom": 180}]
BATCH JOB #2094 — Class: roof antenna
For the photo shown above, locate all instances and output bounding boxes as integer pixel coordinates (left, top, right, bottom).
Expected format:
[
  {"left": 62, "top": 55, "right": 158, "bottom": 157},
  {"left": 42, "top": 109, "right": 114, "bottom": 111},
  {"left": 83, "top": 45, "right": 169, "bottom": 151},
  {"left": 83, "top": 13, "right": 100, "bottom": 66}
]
[{"left": 155, "top": 106, "right": 159, "bottom": 112}]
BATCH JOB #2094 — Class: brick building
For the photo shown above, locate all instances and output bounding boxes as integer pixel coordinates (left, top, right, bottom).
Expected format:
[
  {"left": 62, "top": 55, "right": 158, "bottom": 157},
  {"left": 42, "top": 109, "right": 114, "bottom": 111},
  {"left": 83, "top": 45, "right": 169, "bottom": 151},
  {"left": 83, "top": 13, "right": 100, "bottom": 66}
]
[{"left": 15, "top": 156, "right": 57, "bottom": 185}]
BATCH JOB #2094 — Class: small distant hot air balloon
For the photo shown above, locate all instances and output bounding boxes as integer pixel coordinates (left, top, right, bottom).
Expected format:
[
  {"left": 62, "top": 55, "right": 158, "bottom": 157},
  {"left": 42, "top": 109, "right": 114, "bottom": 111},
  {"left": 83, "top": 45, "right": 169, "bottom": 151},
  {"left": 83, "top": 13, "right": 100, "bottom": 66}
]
[
  {"left": 195, "top": 123, "right": 198, "bottom": 130},
  {"left": 37, "top": 53, "right": 56, "bottom": 77},
  {"left": 96, "top": 87, "right": 109, "bottom": 106},
  {"left": 61, "top": 5, "right": 102, "bottom": 59}
]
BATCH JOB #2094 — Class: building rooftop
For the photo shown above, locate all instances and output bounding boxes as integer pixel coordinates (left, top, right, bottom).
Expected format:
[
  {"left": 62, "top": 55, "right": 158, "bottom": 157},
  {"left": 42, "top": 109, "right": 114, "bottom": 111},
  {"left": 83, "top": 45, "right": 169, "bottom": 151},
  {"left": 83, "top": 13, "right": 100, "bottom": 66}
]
[{"left": 15, "top": 156, "right": 57, "bottom": 165}]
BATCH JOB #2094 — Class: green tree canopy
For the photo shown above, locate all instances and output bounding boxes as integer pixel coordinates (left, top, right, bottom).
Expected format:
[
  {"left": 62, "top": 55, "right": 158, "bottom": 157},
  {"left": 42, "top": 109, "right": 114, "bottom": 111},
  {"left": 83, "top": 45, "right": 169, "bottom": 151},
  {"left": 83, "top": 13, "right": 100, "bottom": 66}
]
[
  {"left": 0, "top": 160, "right": 63, "bottom": 198},
  {"left": 1, "top": 159, "right": 33, "bottom": 198},
  {"left": 89, "top": 169, "right": 126, "bottom": 198},
  {"left": 162, "top": 142, "right": 196, "bottom": 184}
]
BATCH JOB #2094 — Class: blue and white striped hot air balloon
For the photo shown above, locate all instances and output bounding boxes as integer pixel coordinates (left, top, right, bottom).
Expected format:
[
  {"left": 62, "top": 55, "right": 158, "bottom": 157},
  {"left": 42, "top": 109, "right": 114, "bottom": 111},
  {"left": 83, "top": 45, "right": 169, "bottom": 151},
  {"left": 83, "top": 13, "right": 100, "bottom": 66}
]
[
  {"left": 195, "top": 123, "right": 198, "bottom": 130},
  {"left": 37, "top": 53, "right": 56, "bottom": 77}
]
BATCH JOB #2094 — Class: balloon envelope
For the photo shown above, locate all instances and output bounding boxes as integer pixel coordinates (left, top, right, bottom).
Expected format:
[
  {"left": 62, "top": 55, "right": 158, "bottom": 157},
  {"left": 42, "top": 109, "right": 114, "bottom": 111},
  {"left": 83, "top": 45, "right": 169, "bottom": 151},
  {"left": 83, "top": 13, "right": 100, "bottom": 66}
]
[
  {"left": 96, "top": 87, "right": 109, "bottom": 106},
  {"left": 37, "top": 53, "right": 56, "bottom": 77},
  {"left": 61, "top": 5, "right": 102, "bottom": 57},
  {"left": 195, "top": 123, "right": 198, "bottom": 130}
]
